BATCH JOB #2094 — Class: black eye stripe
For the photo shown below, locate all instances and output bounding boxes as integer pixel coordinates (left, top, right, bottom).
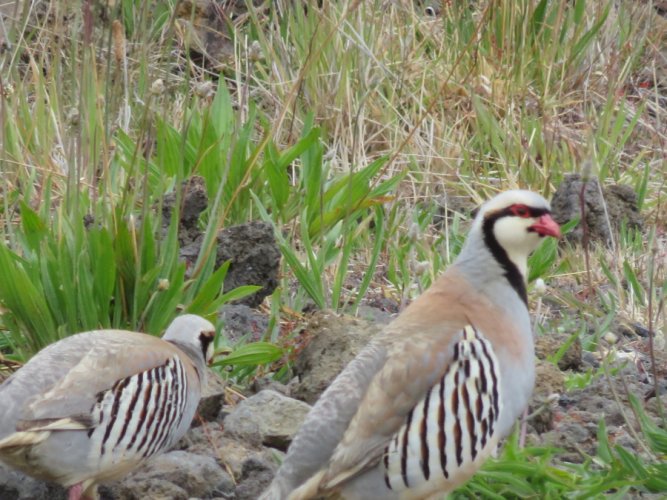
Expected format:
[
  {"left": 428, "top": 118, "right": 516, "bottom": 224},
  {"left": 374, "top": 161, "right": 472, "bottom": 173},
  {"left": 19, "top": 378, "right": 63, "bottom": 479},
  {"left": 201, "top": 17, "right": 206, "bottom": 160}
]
[{"left": 198, "top": 331, "right": 215, "bottom": 359}]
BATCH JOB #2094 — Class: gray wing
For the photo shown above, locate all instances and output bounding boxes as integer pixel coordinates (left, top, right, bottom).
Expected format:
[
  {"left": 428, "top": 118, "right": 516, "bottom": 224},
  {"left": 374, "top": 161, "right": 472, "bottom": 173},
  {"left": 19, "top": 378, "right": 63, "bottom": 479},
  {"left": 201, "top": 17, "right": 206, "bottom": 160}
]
[
  {"left": 261, "top": 339, "right": 388, "bottom": 499},
  {"left": 0, "top": 332, "right": 101, "bottom": 439},
  {"left": 0, "top": 330, "right": 173, "bottom": 439}
]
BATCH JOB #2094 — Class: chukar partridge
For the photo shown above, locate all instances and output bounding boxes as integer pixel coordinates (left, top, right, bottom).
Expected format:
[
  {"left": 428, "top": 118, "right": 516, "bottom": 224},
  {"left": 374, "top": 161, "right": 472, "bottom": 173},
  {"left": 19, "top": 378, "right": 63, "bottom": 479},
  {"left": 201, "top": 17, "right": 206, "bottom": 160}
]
[
  {"left": 0, "top": 314, "right": 216, "bottom": 500},
  {"left": 261, "top": 190, "right": 561, "bottom": 500}
]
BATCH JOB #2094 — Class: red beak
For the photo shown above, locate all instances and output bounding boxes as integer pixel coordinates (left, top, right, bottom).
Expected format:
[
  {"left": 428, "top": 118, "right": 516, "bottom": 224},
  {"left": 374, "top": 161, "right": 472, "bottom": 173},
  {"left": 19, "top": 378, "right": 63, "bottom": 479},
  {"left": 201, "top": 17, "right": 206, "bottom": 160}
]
[{"left": 530, "top": 214, "right": 561, "bottom": 238}]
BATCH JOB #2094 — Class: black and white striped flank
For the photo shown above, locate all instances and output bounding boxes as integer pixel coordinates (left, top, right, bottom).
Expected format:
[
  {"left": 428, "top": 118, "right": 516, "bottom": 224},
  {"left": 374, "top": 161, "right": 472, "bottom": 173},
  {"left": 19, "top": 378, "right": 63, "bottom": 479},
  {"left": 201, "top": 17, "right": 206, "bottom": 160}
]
[
  {"left": 383, "top": 325, "right": 501, "bottom": 492},
  {"left": 88, "top": 356, "right": 188, "bottom": 466}
]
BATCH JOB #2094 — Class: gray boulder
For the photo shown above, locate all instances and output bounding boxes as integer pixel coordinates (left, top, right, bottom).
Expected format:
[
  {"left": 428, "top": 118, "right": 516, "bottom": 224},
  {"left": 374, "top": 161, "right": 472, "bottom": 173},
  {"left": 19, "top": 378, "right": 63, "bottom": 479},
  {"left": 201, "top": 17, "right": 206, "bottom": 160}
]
[{"left": 223, "top": 390, "right": 311, "bottom": 450}]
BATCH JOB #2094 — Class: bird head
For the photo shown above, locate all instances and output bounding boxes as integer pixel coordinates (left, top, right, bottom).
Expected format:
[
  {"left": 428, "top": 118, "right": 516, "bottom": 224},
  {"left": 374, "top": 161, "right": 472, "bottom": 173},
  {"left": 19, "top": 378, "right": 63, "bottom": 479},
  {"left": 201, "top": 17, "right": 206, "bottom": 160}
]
[
  {"left": 458, "top": 190, "right": 561, "bottom": 302},
  {"left": 476, "top": 190, "right": 561, "bottom": 260},
  {"left": 163, "top": 314, "right": 217, "bottom": 365}
]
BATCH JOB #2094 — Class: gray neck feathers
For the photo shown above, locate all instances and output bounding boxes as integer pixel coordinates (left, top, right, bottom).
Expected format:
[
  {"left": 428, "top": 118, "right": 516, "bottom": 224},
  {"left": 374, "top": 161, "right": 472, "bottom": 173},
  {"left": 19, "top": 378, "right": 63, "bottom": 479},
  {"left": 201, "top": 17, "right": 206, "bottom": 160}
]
[
  {"left": 454, "top": 229, "right": 507, "bottom": 286},
  {"left": 167, "top": 341, "right": 206, "bottom": 381},
  {"left": 453, "top": 225, "right": 528, "bottom": 307}
]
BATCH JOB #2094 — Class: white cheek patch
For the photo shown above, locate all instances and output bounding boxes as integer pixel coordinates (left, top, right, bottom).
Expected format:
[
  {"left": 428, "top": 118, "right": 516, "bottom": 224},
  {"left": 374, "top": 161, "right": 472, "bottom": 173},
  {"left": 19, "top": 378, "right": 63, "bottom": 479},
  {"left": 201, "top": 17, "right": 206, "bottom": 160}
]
[
  {"left": 492, "top": 217, "right": 541, "bottom": 277},
  {"left": 492, "top": 217, "right": 534, "bottom": 247},
  {"left": 205, "top": 342, "right": 215, "bottom": 364}
]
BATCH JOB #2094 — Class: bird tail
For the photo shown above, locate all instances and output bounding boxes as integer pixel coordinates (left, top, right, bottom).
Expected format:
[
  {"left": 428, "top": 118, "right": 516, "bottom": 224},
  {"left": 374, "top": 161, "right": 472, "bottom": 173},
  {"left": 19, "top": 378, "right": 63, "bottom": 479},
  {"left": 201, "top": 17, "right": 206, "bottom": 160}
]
[
  {"left": 287, "top": 469, "right": 328, "bottom": 500},
  {"left": 0, "top": 430, "right": 49, "bottom": 451},
  {"left": 259, "top": 469, "right": 329, "bottom": 500},
  {"left": 0, "top": 416, "right": 90, "bottom": 452}
]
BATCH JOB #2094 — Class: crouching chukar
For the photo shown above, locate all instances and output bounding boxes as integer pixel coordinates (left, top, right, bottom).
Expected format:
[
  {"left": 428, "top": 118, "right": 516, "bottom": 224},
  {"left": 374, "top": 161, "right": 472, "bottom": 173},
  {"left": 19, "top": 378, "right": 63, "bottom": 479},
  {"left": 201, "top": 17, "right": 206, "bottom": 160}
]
[
  {"left": 261, "top": 190, "right": 561, "bottom": 500},
  {"left": 0, "top": 314, "right": 216, "bottom": 500}
]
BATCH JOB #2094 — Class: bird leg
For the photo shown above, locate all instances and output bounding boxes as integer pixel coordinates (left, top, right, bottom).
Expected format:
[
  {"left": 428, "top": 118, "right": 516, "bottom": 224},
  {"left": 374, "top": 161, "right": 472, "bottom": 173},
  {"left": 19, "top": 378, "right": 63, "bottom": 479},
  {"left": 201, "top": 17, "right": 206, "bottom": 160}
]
[{"left": 68, "top": 483, "right": 84, "bottom": 500}]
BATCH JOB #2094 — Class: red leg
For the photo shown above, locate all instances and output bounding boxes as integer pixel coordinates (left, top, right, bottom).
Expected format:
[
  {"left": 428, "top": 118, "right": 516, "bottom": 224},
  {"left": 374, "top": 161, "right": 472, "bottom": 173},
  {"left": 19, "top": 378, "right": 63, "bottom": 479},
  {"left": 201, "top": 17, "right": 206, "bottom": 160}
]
[{"left": 68, "top": 483, "right": 84, "bottom": 500}]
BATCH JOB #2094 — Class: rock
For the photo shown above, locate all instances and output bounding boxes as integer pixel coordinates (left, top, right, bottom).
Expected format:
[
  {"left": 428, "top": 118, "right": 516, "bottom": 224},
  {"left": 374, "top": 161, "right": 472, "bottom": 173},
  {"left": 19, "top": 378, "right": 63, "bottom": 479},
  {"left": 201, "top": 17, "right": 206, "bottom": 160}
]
[
  {"left": 356, "top": 304, "right": 396, "bottom": 325},
  {"left": 220, "top": 303, "right": 269, "bottom": 343},
  {"left": 222, "top": 390, "right": 311, "bottom": 450},
  {"left": 603, "top": 331, "right": 619, "bottom": 344},
  {"left": 249, "top": 376, "right": 292, "bottom": 396},
  {"left": 182, "top": 425, "right": 278, "bottom": 476},
  {"left": 195, "top": 369, "right": 228, "bottom": 424},
  {"left": 611, "top": 315, "right": 650, "bottom": 338},
  {"left": 162, "top": 176, "right": 209, "bottom": 248},
  {"left": 235, "top": 457, "right": 276, "bottom": 500},
  {"left": 292, "top": 311, "right": 381, "bottom": 404},
  {"left": 178, "top": 425, "right": 278, "bottom": 497},
  {"left": 533, "top": 360, "right": 566, "bottom": 398},
  {"left": 551, "top": 175, "right": 643, "bottom": 245},
  {"left": 174, "top": 1, "right": 267, "bottom": 72},
  {"left": 605, "top": 184, "right": 643, "bottom": 232},
  {"left": 582, "top": 351, "right": 600, "bottom": 369},
  {"left": 99, "top": 480, "right": 189, "bottom": 500},
  {"left": 0, "top": 463, "right": 66, "bottom": 500},
  {"left": 104, "top": 451, "right": 231, "bottom": 500},
  {"left": 160, "top": 181, "right": 280, "bottom": 309},
  {"left": 216, "top": 221, "right": 281, "bottom": 308},
  {"left": 529, "top": 361, "right": 566, "bottom": 434},
  {"left": 551, "top": 175, "right": 610, "bottom": 244},
  {"left": 431, "top": 191, "right": 477, "bottom": 232},
  {"left": 529, "top": 402, "right": 555, "bottom": 434},
  {"left": 534, "top": 332, "right": 583, "bottom": 371}
]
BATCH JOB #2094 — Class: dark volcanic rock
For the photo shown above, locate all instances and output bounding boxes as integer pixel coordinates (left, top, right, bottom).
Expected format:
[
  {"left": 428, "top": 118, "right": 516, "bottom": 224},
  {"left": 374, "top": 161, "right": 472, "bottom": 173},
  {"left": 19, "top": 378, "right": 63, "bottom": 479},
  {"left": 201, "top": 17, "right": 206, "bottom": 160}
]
[
  {"left": 162, "top": 175, "right": 209, "bottom": 247},
  {"left": 158, "top": 177, "right": 281, "bottom": 308},
  {"left": 220, "top": 303, "right": 270, "bottom": 343},
  {"left": 551, "top": 174, "right": 643, "bottom": 245},
  {"left": 216, "top": 221, "right": 281, "bottom": 308},
  {"left": 292, "top": 311, "right": 381, "bottom": 404},
  {"left": 194, "top": 369, "right": 228, "bottom": 425},
  {"left": 0, "top": 463, "right": 66, "bottom": 500},
  {"left": 235, "top": 457, "right": 276, "bottom": 500}
]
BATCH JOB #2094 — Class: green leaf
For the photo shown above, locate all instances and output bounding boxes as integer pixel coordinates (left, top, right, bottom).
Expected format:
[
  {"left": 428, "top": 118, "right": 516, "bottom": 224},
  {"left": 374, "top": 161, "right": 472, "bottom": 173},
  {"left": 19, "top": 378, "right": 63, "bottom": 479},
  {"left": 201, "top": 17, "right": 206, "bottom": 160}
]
[
  {"left": 19, "top": 201, "right": 48, "bottom": 253},
  {"left": 187, "top": 261, "right": 231, "bottom": 314},
  {"left": 218, "top": 285, "right": 263, "bottom": 306},
  {"left": 213, "top": 342, "right": 284, "bottom": 367},
  {"left": 622, "top": 260, "right": 645, "bottom": 305}
]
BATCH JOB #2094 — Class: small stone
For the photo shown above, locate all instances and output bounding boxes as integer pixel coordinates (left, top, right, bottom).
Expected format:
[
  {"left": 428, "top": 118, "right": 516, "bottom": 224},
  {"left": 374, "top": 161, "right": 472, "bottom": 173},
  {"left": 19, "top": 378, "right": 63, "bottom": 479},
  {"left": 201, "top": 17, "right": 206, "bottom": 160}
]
[
  {"left": 222, "top": 390, "right": 311, "bottom": 450},
  {"left": 603, "top": 331, "right": 618, "bottom": 344},
  {"left": 0, "top": 462, "right": 66, "bottom": 499},
  {"left": 582, "top": 351, "right": 599, "bottom": 368},
  {"left": 235, "top": 457, "right": 275, "bottom": 500},
  {"left": 533, "top": 360, "right": 566, "bottom": 397},
  {"left": 534, "top": 332, "right": 583, "bottom": 371},
  {"left": 195, "top": 80, "right": 215, "bottom": 99},
  {"left": 219, "top": 303, "right": 269, "bottom": 344},
  {"left": 102, "top": 479, "right": 188, "bottom": 500},
  {"left": 106, "top": 451, "right": 230, "bottom": 499},
  {"left": 150, "top": 78, "right": 165, "bottom": 95},
  {"left": 195, "top": 370, "right": 228, "bottom": 424}
]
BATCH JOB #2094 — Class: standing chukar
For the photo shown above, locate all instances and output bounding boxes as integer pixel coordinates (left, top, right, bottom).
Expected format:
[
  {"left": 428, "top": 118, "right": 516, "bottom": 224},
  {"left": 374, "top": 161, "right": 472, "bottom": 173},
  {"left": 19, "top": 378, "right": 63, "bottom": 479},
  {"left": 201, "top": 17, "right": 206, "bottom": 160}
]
[
  {"left": 261, "top": 190, "right": 561, "bottom": 500},
  {"left": 0, "top": 314, "right": 216, "bottom": 500}
]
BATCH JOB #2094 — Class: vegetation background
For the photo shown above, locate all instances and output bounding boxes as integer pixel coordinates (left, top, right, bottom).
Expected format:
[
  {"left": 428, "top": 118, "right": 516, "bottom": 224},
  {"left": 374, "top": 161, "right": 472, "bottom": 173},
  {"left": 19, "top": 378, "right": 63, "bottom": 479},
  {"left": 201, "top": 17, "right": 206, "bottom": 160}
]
[{"left": 0, "top": 0, "right": 665, "bottom": 497}]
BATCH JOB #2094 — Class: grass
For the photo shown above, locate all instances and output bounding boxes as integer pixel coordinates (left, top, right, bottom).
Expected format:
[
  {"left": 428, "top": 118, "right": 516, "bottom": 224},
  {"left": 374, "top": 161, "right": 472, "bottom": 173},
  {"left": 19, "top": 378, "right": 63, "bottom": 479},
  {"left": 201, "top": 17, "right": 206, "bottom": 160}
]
[{"left": 0, "top": 0, "right": 665, "bottom": 496}]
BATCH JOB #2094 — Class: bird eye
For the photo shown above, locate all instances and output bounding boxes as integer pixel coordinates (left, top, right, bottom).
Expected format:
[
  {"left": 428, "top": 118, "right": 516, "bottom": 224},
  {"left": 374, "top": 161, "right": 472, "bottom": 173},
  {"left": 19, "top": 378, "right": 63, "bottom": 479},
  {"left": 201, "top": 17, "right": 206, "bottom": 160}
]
[{"left": 510, "top": 205, "right": 531, "bottom": 218}]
